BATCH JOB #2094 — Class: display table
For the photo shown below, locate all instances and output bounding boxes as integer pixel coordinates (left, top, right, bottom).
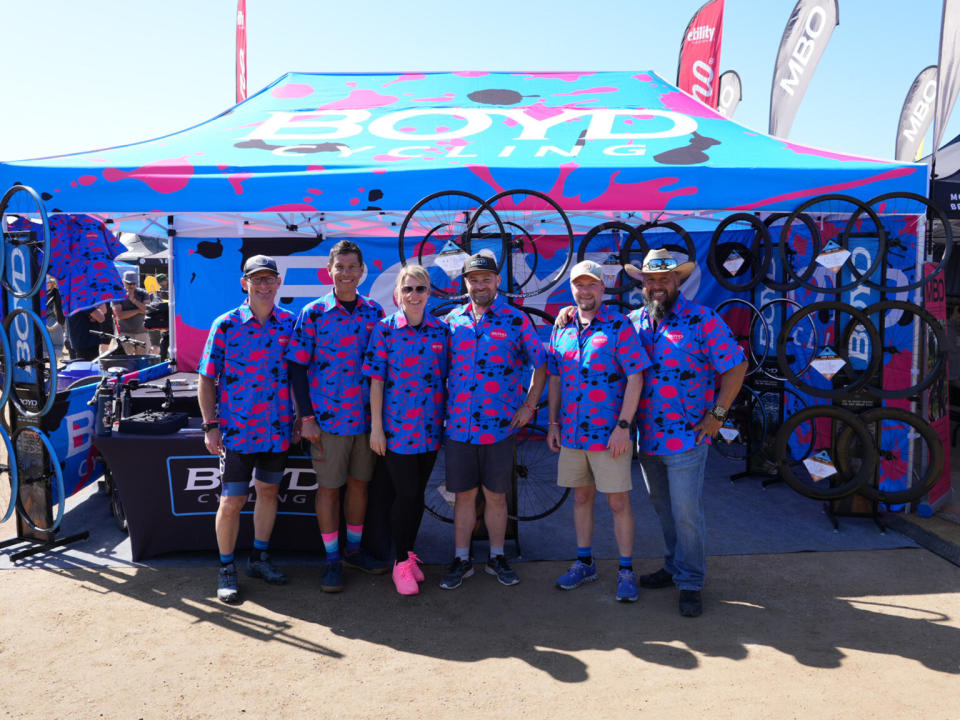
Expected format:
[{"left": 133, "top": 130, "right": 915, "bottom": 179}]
[{"left": 94, "top": 420, "right": 324, "bottom": 561}]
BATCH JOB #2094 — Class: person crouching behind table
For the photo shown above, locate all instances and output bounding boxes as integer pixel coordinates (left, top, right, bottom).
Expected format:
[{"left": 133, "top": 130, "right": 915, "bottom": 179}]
[
  {"left": 197, "top": 255, "right": 298, "bottom": 605},
  {"left": 625, "top": 249, "right": 746, "bottom": 618},
  {"left": 362, "top": 265, "right": 449, "bottom": 595}
]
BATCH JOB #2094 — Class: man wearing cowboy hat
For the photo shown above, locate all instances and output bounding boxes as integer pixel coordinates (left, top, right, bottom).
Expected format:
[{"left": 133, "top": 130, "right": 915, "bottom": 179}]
[
  {"left": 546, "top": 260, "right": 650, "bottom": 602},
  {"left": 625, "top": 248, "right": 746, "bottom": 617}
]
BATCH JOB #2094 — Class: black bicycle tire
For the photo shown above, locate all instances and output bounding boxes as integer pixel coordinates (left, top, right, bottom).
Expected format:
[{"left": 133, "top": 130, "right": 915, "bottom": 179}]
[
  {"left": 0, "top": 424, "right": 18, "bottom": 523},
  {"left": 837, "top": 407, "right": 944, "bottom": 506},
  {"left": 777, "top": 301, "right": 881, "bottom": 399},
  {"left": 712, "top": 385, "right": 767, "bottom": 460},
  {"left": 762, "top": 212, "right": 821, "bottom": 292},
  {"left": 3, "top": 307, "right": 59, "bottom": 417},
  {"left": 0, "top": 325, "right": 11, "bottom": 410},
  {"left": 753, "top": 298, "right": 819, "bottom": 382},
  {"left": 398, "top": 190, "right": 505, "bottom": 300},
  {"left": 779, "top": 194, "right": 888, "bottom": 294},
  {"left": 483, "top": 188, "right": 574, "bottom": 298},
  {"left": 509, "top": 425, "right": 568, "bottom": 521},
  {"left": 716, "top": 297, "right": 772, "bottom": 377},
  {"left": 0, "top": 185, "right": 51, "bottom": 299},
  {"left": 774, "top": 404, "right": 878, "bottom": 501},
  {"left": 575, "top": 221, "right": 645, "bottom": 295},
  {"left": 838, "top": 300, "right": 946, "bottom": 399},
  {"left": 857, "top": 191, "right": 953, "bottom": 293},
  {"left": 707, "top": 213, "right": 772, "bottom": 292},
  {"left": 423, "top": 445, "right": 455, "bottom": 523},
  {"left": 12, "top": 425, "right": 66, "bottom": 532},
  {"left": 757, "top": 385, "right": 814, "bottom": 465},
  {"left": 625, "top": 220, "right": 697, "bottom": 267}
]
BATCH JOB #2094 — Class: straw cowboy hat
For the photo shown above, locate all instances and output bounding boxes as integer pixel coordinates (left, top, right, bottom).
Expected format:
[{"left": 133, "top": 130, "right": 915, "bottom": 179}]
[{"left": 624, "top": 248, "right": 695, "bottom": 282}]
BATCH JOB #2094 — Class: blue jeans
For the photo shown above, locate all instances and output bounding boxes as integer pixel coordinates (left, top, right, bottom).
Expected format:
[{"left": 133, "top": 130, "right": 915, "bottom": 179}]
[{"left": 637, "top": 443, "right": 708, "bottom": 590}]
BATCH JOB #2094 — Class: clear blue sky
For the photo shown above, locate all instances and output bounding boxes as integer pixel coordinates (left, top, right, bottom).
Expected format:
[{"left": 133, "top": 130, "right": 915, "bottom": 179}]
[{"left": 0, "top": 0, "right": 954, "bottom": 163}]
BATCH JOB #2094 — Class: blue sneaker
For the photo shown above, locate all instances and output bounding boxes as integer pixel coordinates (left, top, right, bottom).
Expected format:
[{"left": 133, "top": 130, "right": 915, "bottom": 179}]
[
  {"left": 485, "top": 555, "right": 520, "bottom": 586},
  {"left": 556, "top": 560, "right": 598, "bottom": 590},
  {"left": 217, "top": 563, "right": 240, "bottom": 604},
  {"left": 439, "top": 557, "right": 474, "bottom": 590},
  {"left": 616, "top": 568, "right": 639, "bottom": 603},
  {"left": 247, "top": 553, "right": 287, "bottom": 585},
  {"left": 321, "top": 561, "right": 344, "bottom": 593},
  {"left": 343, "top": 548, "right": 391, "bottom": 575}
]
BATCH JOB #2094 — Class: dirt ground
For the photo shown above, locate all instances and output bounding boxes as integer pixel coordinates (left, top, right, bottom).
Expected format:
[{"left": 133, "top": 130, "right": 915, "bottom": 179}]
[{"left": 1, "top": 547, "right": 959, "bottom": 719}]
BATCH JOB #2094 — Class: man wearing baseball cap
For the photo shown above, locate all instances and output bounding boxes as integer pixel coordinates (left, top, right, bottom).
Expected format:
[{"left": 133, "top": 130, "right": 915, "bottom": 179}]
[
  {"left": 438, "top": 252, "right": 546, "bottom": 590},
  {"left": 547, "top": 260, "right": 650, "bottom": 602},
  {"left": 198, "top": 254, "right": 297, "bottom": 604},
  {"left": 112, "top": 269, "right": 152, "bottom": 354},
  {"left": 625, "top": 248, "right": 746, "bottom": 617}
]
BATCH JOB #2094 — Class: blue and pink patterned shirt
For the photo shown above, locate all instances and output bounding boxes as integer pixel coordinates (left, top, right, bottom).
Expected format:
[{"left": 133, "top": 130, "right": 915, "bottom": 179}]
[
  {"left": 362, "top": 311, "right": 449, "bottom": 454},
  {"left": 629, "top": 293, "right": 745, "bottom": 455},
  {"left": 444, "top": 294, "right": 546, "bottom": 445},
  {"left": 285, "top": 292, "right": 385, "bottom": 435},
  {"left": 198, "top": 302, "right": 296, "bottom": 453},
  {"left": 548, "top": 305, "right": 651, "bottom": 451}
]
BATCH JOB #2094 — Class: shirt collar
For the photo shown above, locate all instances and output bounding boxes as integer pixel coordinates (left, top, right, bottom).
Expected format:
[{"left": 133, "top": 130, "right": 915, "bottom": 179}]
[
  {"left": 394, "top": 310, "right": 441, "bottom": 330},
  {"left": 464, "top": 292, "right": 506, "bottom": 319},
  {"left": 320, "top": 291, "right": 369, "bottom": 312},
  {"left": 237, "top": 300, "right": 277, "bottom": 325}
]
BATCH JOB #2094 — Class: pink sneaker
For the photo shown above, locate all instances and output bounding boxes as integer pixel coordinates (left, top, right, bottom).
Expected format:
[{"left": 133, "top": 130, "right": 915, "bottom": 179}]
[
  {"left": 407, "top": 552, "right": 425, "bottom": 582},
  {"left": 393, "top": 560, "right": 419, "bottom": 596}
]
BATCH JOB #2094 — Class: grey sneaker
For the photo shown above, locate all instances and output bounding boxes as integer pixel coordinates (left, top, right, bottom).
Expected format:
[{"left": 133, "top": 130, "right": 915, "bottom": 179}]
[
  {"left": 486, "top": 555, "right": 520, "bottom": 586},
  {"left": 439, "top": 557, "right": 474, "bottom": 590},
  {"left": 217, "top": 563, "right": 240, "bottom": 604},
  {"left": 247, "top": 553, "right": 287, "bottom": 585}
]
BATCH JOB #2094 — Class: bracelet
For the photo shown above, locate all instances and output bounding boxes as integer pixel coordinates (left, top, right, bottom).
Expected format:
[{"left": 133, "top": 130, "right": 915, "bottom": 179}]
[
  {"left": 300, "top": 415, "right": 315, "bottom": 422},
  {"left": 524, "top": 404, "right": 536, "bottom": 412},
  {"left": 548, "top": 421, "right": 560, "bottom": 426}
]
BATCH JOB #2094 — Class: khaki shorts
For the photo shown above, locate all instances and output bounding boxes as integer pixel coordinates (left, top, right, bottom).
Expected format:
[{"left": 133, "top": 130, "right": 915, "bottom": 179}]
[
  {"left": 558, "top": 446, "right": 633, "bottom": 493},
  {"left": 310, "top": 431, "right": 375, "bottom": 489}
]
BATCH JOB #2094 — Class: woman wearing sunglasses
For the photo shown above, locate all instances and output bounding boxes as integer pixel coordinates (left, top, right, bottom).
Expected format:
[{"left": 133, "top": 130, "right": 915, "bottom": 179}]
[{"left": 363, "top": 265, "right": 449, "bottom": 595}]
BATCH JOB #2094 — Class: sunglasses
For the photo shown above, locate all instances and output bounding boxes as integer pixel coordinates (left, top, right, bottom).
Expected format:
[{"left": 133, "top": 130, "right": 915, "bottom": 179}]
[
  {"left": 401, "top": 285, "right": 429, "bottom": 294},
  {"left": 644, "top": 257, "right": 678, "bottom": 271}
]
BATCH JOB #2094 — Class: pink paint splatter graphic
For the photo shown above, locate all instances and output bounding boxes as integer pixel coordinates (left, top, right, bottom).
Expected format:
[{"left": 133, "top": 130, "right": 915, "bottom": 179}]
[
  {"left": 782, "top": 141, "right": 887, "bottom": 164},
  {"left": 383, "top": 73, "right": 427, "bottom": 87},
  {"left": 317, "top": 89, "right": 398, "bottom": 110},
  {"left": 102, "top": 157, "right": 194, "bottom": 194},
  {"left": 520, "top": 72, "right": 596, "bottom": 82},
  {"left": 552, "top": 86, "right": 618, "bottom": 97},
  {"left": 227, "top": 172, "right": 253, "bottom": 195},
  {"left": 271, "top": 83, "right": 314, "bottom": 99},
  {"left": 658, "top": 90, "right": 725, "bottom": 120}
]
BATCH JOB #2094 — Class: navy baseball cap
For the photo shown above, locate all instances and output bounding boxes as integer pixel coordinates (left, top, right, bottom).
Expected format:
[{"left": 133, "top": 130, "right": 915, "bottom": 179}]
[
  {"left": 243, "top": 255, "right": 279, "bottom": 277},
  {"left": 462, "top": 252, "right": 499, "bottom": 276}
]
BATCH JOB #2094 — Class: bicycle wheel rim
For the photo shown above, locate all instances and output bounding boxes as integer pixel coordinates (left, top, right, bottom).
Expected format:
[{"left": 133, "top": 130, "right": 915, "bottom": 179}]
[
  {"left": 763, "top": 212, "right": 820, "bottom": 292},
  {"left": 0, "top": 425, "right": 18, "bottom": 523},
  {"left": 0, "top": 325, "right": 12, "bottom": 410},
  {"left": 774, "top": 405, "right": 877, "bottom": 501},
  {"left": 509, "top": 425, "right": 568, "bottom": 521},
  {"left": 423, "top": 445, "right": 454, "bottom": 523},
  {"left": 754, "top": 298, "right": 819, "bottom": 383},
  {"left": 3, "top": 307, "right": 59, "bottom": 417},
  {"left": 707, "top": 213, "right": 771, "bottom": 292},
  {"left": 716, "top": 298, "right": 771, "bottom": 376},
  {"left": 483, "top": 189, "right": 574, "bottom": 298},
  {"left": 12, "top": 425, "right": 66, "bottom": 532},
  {"left": 576, "top": 221, "right": 643, "bottom": 296},
  {"left": 712, "top": 385, "right": 767, "bottom": 460},
  {"left": 778, "top": 194, "right": 887, "bottom": 295},
  {"left": 842, "top": 407, "right": 944, "bottom": 505},
  {"left": 0, "top": 184, "right": 50, "bottom": 299}
]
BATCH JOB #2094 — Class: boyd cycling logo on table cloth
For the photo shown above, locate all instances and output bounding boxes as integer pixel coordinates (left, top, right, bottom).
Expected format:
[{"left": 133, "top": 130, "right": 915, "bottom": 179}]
[{"left": 166, "top": 455, "right": 318, "bottom": 516}]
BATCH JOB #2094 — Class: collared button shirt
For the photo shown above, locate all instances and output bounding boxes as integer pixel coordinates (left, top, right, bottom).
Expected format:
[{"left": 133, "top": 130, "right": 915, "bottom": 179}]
[
  {"left": 629, "top": 293, "right": 745, "bottom": 455},
  {"left": 285, "top": 292, "right": 385, "bottom": 435},
  {"left": 548, "top": 305, "right": 651, "bottom": 451},
  {"left": 444, "top": 294, "right": 546, "bottom": 445},
  {"left": 362, "top": 311, "right": 449, "bottom": 454},
  {"left": 198, "top": 302, "right": 296, "bottom": 453}
]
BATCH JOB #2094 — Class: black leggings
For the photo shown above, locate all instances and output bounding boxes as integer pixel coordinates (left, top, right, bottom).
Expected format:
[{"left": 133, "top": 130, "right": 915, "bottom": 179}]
[{"left": 385, "top": 449, "right": 437, "bottom": 562}]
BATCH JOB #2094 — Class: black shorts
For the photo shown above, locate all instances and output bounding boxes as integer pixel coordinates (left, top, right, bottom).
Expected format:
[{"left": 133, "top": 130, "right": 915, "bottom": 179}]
[
  {"left": 219, "top": 449, "right": 288, "bottom": 497},
  {"left": 444, "top": 435, "right": 516, "bottom": 494}
]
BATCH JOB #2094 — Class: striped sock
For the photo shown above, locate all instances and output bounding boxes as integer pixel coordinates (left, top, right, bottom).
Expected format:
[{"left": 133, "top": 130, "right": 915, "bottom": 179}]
[
  {"left": 346, "top": 524, "right": 363, "bottom": 554},
  {"left": 619, "top": 555, "right": 633, "bottom": 571},
  {"left": 251, "top": 538, "right": 269, "bottom": 562},
  {"left": 219, "top": 552, "right": 234, "bottom": 566},
  {"left": 577, "top": 546, "right": 593, "bottom": 565},
  {"left": 322, "top": 532, "right": 340, "bottom": 563}
]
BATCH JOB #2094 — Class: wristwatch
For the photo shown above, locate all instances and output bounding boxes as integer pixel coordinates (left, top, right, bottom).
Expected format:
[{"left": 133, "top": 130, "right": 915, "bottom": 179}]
[
  {"left": 709, "top": 405, "right": 728, "bottom": 422},
  {"left": 201, "top": 421, "right": 220, "bottom": 433},
  {"left": 617, "top": 419, "right": 630, "bottom": 429}
]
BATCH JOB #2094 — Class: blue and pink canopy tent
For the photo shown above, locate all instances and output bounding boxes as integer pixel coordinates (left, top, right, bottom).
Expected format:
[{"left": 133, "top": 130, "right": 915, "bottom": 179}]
[{"left": 0, "top": 70, "right": 927, "bottom": 230}]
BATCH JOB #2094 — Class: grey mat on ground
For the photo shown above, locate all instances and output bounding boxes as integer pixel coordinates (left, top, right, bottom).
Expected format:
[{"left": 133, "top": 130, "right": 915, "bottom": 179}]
[{"left": 1, "top": 451, "right": 920, "bottom": 570}]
